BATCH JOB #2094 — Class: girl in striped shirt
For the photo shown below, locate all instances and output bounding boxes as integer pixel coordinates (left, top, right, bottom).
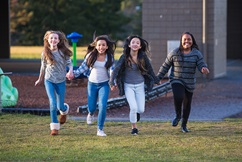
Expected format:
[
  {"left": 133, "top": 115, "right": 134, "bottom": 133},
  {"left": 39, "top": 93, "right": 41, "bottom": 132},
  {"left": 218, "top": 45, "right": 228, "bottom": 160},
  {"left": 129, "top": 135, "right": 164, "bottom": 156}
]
[{"left": 157, "top": 32, "right": 209, "bottom": 133}]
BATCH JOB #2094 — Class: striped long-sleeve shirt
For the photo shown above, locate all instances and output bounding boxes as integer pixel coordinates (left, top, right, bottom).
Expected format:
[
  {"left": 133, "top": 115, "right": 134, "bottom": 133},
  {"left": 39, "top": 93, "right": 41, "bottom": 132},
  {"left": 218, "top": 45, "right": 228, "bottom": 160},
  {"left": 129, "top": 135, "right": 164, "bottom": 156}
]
[
  {"left": 40, "top": 50, "right": 72, "bottom": 83},
  {"left": 157, "top": 47, "right": 207, "bottom": 92}
]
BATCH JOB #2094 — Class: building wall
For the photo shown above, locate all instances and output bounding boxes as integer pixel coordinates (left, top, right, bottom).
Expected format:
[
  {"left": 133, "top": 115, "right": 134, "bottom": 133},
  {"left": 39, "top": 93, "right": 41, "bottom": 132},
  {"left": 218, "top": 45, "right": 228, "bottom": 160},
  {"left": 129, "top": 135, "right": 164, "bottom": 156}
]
[
  {"left": 0, "top": 0, "right": 10, "bottom": 59},
  {"left": 227, "top": 0, "right": 242, "bottom": 59},
  {"left": 205, "top": 0, "right": 227, "bottom": 78},
  {"left": 142, "top": 0, "right": 227, "bottom": 79}
]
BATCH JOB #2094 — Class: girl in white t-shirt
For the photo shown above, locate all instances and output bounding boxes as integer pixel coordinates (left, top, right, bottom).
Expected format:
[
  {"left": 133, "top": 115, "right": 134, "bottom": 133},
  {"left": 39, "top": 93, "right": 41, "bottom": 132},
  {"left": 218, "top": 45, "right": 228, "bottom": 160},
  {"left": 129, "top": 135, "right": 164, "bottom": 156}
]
[{"left": 67, "top": 35, "right": 116, "bottom": 137}]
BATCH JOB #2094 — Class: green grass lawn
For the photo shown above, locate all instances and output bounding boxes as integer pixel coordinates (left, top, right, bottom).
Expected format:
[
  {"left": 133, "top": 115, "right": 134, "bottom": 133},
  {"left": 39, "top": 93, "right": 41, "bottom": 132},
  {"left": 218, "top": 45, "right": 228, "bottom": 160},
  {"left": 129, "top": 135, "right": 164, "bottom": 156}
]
[
  {"left": 1, "top": 113, "right": 242, "bottom": 162},
  {"left": 10, "top": 46, "right": 122, "bottom": 60}
]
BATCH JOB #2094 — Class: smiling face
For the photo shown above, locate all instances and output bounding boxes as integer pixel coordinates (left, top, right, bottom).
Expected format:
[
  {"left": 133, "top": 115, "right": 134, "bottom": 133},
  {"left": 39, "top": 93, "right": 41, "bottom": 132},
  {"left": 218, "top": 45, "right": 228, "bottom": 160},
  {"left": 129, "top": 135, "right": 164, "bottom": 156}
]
[
  {"left": 181, "top": 34, "right": 193, "bottom": 51},
  {"left": 95, "top": 39, "right": 108, "bottom": 54},
  {"left": 129, "top": 37, "right": 141, "bottom": 52},
  {"left": 48, "top": 33, "right": 60, "bottom": 49}
]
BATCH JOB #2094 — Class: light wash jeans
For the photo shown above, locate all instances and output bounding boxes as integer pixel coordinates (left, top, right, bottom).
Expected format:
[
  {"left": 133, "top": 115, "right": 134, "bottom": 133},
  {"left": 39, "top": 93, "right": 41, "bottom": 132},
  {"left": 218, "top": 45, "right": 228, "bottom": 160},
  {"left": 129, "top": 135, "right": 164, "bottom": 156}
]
[
  {"left": 124, "top": 82, "right": 145, "bottom": 123},
  {"left": 87, "top": 81, "right": 109, "bottom": 130},
  {"left": 44, "top": 80, "right": 67, "bottom": 123}
]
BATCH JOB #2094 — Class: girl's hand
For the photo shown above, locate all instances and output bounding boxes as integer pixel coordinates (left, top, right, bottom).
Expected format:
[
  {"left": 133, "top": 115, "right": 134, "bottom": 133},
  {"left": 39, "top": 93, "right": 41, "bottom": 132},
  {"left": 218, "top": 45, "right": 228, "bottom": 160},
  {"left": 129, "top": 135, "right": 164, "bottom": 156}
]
[
  {"left": 66, "top": 71, "right": 74, "bottom": 80},
  {"left": 201, "top": 67, "right": 210, "bottom": 74},
  {"left": 110, "top": 85, "right": 117, "bottom": 91},
  {"left": 35, "top": 79, "right": 41, "bottom": 86}
]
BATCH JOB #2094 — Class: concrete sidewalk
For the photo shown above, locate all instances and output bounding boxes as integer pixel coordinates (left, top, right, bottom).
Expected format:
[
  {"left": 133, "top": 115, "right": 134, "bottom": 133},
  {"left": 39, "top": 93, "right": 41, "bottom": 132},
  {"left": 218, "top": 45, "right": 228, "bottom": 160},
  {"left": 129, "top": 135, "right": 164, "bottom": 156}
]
[
  {"left": 187, "top": 59, "right": 242, "bottom": 121},
  {"left": 70, "top": 59, "right": 242, "bottom": 122}
]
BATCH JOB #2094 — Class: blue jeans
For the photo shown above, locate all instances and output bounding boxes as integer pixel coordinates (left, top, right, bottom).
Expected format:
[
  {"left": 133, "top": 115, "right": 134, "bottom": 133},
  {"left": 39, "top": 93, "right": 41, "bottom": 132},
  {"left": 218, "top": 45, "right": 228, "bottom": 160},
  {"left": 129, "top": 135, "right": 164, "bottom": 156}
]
[
  {"left": 87, "top": 81, "right": 110, "bottom": 130},
  {"left": 44, "top": 80, "right": 67, "bottom": 123},
  {"left": 124, "top": 82, "right": 145, "bottom": 123}
]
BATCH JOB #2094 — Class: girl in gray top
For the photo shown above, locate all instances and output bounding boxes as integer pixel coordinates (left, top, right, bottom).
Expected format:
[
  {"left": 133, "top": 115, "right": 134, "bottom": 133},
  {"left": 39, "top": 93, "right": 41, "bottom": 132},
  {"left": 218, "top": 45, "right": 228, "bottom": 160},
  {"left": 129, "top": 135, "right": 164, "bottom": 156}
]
[
  {"left": 157, "top": 32, "right": 209, "bottom": 133},
  {"left": 109, "top": 35, "right": 159, "bottom": 135},
  {"left": 35, "top": 30, "right": 73, "bottom": 136}
]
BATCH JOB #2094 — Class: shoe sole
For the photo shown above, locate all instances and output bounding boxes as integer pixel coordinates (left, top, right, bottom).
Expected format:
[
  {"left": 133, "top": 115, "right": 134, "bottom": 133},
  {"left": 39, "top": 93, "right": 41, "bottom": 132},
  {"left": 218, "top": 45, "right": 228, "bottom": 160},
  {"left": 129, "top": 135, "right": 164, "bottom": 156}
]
[{"left": 97, "top": 134, "right": 107, "bottom": 137}]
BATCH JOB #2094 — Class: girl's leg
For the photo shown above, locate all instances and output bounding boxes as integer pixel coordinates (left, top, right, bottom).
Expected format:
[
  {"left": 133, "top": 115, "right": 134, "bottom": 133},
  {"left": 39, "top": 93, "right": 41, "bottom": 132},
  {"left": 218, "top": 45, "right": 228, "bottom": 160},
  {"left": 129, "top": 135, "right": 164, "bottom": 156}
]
[
  {"left": 135, "top": 82, "right": 145, "bottom": 114},
  {"left": 97, "top": 81, "right": 109, "bottom": 130},
  {"left": 171, "top": 83, "right": 185, "bottom": 126},
  {"left": 181, "top": 89, "right": 193, "bottom": 132},
  {"left": 124, "top": 83, "right": 138, "bottom": 124},
  {"left": 44, "top": 80, "right": 60, "bottom": 135},
  {"left": 124, "top": 83, "right": 139, "bottom": 134},
  {"left": 56, "top": 81, "right": 69, "bottom": 124},
  {"left": 87, "top": 81, "right": 98, "bottom": 114},
  {"left": 56, "top": 81, "right": 67, "bottom": 113},
  {"left": 44, "top": 80, "right": 58, "bottom": 123}
]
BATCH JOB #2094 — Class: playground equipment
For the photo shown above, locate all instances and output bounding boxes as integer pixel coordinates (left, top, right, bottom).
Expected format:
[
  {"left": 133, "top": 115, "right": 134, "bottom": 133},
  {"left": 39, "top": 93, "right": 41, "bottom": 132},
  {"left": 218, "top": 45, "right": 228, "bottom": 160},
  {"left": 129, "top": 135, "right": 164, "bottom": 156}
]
[
  {"left": 0, "top": 68, "right": 18, "bottom": 109},
  {"left": 77, "top": 81, "right": 172, "bottom": 114},
  {"left": 67, "top": 32, "right": 83, "bottom": 66}
]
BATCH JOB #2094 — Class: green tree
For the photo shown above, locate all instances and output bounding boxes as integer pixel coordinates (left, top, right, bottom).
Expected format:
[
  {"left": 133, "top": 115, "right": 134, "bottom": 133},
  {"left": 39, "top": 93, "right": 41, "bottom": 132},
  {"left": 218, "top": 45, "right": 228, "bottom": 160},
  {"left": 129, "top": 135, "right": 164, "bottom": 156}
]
[
  {"left": 10, "top": 0, "right": 133, "bottom": 46},
  {"left": 120, "top": 0, "right": 142, "bottom": 36}
]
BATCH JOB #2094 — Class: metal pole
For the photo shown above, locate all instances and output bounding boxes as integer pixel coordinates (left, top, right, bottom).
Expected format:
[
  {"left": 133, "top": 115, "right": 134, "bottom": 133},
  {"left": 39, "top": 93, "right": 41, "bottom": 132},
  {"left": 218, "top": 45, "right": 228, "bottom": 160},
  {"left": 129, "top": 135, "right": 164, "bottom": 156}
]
[
  {"left": 73, "top": 42, "right": 77, "bottom": 66},
  {"left": 202, "top": 0, "right": 208, "bottom": 65}
]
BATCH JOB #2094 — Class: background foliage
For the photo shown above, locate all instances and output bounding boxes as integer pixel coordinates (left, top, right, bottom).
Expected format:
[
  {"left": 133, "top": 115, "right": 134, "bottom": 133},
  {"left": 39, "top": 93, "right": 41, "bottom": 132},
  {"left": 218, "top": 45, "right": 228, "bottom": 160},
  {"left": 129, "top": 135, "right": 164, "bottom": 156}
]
[{"left": 10, "top": 0, "right": 142, "bottom": 46}]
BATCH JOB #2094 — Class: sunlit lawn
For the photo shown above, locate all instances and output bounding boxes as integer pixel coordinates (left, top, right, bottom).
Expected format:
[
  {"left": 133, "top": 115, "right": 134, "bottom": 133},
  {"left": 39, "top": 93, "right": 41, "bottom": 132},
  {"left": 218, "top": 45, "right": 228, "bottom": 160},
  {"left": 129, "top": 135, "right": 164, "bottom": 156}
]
[
  {"left": 1, "top": 113, "right": 242, "bottom": 162},
  {"left": 10, "top": 46, "right": 122, "bottom": 60}
]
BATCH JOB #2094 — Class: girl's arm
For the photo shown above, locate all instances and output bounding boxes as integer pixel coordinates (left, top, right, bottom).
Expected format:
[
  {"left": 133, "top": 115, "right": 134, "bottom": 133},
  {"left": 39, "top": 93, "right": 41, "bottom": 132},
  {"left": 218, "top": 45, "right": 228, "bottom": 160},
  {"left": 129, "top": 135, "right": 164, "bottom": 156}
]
[
  {"left": 66, "top": 57, "right": 74, "bottom": 80},
  {"left": 143, "top": 54, "right": 160, "bottom": 84},
  {"left": 35, "top": 53, "right": 46, "bottom": 86},
  {"left": 73, "top": 54, "right": 90, "bottom": 78},
  {"left": 109, "top": 54, "right": 125, "bottom": 87},
  {"left": 35, "top": 71, "right": 45, "bottom": 86},
  {"left": 156, "top": 52, "right": 173, "bottom": 80},
  {"left": 196, "top": 50, "right": 209, "bottom": 74}
]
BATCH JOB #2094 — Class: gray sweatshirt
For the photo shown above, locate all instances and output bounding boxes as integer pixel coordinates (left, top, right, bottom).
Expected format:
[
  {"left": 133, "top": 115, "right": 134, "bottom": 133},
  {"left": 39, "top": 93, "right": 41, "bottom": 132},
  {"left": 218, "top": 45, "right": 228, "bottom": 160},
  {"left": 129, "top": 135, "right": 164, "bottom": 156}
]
[{"left": 157, "top": 47, "right": 207, "bottom": 92}]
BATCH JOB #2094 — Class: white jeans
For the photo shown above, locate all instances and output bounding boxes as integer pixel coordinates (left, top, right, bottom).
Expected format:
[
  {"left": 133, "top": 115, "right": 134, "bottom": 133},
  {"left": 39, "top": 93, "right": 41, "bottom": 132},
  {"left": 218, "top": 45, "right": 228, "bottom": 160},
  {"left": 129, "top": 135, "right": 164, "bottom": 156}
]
[{"left": 124, "top": 82, "right": 145, "bottom": 123}]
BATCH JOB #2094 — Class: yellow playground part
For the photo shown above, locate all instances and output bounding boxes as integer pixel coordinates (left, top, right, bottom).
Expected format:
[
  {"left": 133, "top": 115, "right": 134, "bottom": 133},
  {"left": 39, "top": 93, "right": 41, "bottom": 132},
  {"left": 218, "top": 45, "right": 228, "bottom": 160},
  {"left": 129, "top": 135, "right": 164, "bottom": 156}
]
[{"left": 0, "top": 68, "right": 18, "bottom": 107}]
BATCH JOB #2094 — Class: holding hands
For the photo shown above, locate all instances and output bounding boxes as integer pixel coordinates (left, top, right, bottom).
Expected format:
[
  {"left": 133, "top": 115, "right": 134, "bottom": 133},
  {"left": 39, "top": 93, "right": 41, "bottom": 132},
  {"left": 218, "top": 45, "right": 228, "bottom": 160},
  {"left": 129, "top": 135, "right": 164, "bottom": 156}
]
[
  {"left": 66, "top": 71, "right": 74, "bottom": 80},
  {"left": 110, "top": 85, "right": 117, "bottom": 91}
]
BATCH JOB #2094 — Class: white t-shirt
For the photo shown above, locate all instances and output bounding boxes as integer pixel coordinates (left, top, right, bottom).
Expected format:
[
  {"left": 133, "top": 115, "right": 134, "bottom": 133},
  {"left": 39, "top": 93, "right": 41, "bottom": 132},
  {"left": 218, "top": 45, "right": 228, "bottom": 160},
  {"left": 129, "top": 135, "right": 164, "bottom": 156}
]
[{"left": 89, "top": 60, "right": 109, "bottom": 83}]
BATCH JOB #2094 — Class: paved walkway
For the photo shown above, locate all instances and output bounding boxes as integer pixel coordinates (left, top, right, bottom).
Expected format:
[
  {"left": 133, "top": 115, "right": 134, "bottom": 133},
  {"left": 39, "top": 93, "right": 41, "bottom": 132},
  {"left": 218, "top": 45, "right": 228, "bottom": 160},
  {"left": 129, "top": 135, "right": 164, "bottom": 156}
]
[{"left": 70, "top": 59, "right": 242, "bottom": 122}]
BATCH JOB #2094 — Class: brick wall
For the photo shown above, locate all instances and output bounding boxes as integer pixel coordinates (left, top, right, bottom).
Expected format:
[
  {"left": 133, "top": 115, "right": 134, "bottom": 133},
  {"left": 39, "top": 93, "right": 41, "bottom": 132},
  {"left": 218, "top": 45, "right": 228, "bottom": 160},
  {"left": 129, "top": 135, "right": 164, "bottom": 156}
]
[{"left": 142, "top": 0, "right": 227, "bottom": 79}]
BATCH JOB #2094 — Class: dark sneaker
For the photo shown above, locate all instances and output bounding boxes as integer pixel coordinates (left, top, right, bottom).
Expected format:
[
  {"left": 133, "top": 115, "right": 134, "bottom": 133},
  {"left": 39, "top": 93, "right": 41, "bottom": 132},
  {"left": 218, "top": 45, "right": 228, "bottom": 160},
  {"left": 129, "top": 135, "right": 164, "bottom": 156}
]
[
  {"left": 172, "top": 117, "right": 181, "bottom": 127},
  {"left": 137, "top": 113, "right": 140, "bottom": 122},
  {"left": 131, "top": 128, "right": 138, "bottom": 135},
  {"left": 181, "top": 126, "right": 190, "bottom": 133}
]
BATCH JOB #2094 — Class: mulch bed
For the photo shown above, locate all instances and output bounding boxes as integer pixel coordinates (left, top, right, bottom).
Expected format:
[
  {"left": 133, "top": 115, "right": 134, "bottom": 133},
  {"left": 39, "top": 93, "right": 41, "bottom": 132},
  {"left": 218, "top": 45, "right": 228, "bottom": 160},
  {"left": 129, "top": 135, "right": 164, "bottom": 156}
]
[
  {"left": 7, "top": 74, "right": 133, "bottom": 117},
  {"left": 5, "top": 74, "right": 242, "bottom": 119}
]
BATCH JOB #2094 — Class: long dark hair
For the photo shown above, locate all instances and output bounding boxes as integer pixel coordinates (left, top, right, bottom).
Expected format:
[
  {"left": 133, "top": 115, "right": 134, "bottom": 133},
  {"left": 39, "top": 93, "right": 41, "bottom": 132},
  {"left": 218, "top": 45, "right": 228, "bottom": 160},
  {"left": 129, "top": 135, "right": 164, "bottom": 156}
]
[
  {"left": 178, "top": 31, "right": 199, "bottom": 52},
  {"left": 123, "top": 35, "right": 150, "bottom": 72},
  {"left": 85, "top": 35, "right": 116, "bottom": 69}
]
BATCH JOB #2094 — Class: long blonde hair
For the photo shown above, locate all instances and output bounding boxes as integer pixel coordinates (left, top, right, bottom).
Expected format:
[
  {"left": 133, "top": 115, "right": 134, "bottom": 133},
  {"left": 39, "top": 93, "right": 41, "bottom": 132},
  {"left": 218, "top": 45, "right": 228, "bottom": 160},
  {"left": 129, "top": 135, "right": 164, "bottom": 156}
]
[{"left": 43, "top": 30, "right": 72, "bottom": 64}]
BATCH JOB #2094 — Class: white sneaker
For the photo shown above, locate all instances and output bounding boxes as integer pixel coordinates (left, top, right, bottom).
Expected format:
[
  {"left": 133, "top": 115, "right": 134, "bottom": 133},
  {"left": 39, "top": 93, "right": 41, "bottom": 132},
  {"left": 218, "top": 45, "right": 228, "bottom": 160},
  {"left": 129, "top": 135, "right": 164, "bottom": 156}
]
[
  {"left": 86, "top": 114, "right": 94, "bottom": 125},
  {"left": 97, "top": 129, "right": 107, "bottom": 137}
]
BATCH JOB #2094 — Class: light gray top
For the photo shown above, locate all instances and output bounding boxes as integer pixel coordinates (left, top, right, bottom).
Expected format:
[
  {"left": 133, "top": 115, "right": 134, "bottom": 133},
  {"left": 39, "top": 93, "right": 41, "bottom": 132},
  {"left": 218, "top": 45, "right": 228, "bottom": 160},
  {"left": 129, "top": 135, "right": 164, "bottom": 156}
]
[
  {"left": 40, "top": 50, "right": 72, "bottom": 83},
  {"left": 124, "top": 63, "right": 144, "bottom": 84}
]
